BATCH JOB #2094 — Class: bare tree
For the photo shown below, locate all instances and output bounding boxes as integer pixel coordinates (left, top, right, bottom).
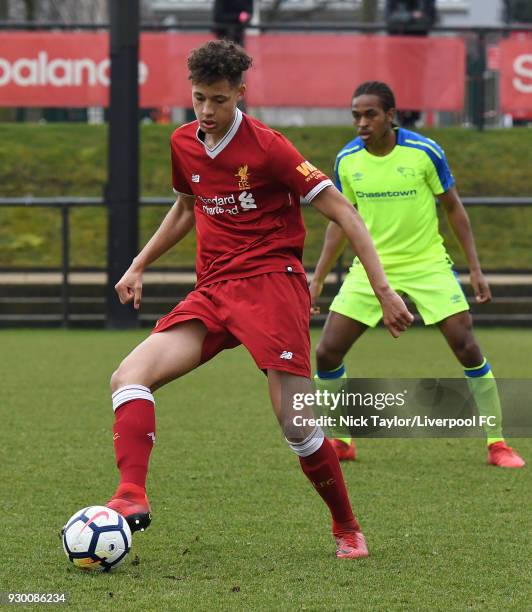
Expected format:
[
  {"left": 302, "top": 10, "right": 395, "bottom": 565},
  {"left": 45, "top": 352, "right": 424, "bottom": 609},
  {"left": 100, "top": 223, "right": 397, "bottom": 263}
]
[
  {"left": 7, "top": 0, "right": 109, "bottom": 22},
  {"left": 43, "top": 0, "right": 108, "bottom": 23},
  {"left": 0, "top": 0, "right": 8, "bottom": 19},
  {"left": 360, "top": 0, "right": 379, "bottom": 22},
  {"left": 23, "top": 0, "right": 36, "bottom": 20}
]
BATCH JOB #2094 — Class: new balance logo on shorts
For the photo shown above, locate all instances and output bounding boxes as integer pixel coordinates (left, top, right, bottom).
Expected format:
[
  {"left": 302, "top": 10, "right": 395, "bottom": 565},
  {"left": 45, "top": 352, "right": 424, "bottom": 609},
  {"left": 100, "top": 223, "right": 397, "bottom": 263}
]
[{"left": 280, "top": 351, "right": 293, "bottom": 360}]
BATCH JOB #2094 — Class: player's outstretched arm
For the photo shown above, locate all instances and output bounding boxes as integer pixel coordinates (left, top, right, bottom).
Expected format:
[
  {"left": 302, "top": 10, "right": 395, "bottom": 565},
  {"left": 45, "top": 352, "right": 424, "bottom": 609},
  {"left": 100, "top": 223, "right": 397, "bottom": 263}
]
[
  {"left": 311, "top": 186, "right": 413, "bottom": 337},
  {"left": 309, "top": 221, "right": 347, "bottom": 314},
  {"left": 439, "top": 187, "right": 491, "bottom": 304},
  {"left": 115, "top": 194, "right": 196, "bottom": 309}
]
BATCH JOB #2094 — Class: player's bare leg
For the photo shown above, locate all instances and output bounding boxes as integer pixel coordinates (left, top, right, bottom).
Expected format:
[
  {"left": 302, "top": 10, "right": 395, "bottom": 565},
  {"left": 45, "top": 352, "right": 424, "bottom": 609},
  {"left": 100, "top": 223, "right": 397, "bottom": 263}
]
[
  {"left": 267, "top": 369, "right": 369, "bottom": 559},
  {"left": 438, "top": 311, "right": 524, "bottom": 468},
  {"left": 316, "top": 312, "right": 368, "bottom": 373},
  {"left": 107, "top": 320, "right": 209, "bottom": 530},
  {"left": 437, "top": 310, "right": 482, "bottom": 368},
  {"left": 315, "top": 313, "right": 368, "bottom": 460},
  {"left": 110, "top": 319, "right": 207, "bottom": 392}
]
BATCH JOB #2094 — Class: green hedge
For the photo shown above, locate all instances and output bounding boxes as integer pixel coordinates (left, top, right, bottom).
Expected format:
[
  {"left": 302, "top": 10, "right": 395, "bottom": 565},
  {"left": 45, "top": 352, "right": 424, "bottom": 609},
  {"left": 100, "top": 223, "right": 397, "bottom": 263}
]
[{"left": 0, "top": 124, "right": 531, "bottom": 269}]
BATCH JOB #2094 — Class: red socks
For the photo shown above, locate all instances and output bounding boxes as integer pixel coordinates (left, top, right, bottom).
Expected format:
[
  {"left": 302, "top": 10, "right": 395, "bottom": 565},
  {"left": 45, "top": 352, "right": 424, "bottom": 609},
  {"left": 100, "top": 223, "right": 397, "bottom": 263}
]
[
  {"left": 112, "top": 398, "right": 155, "bottom": 489},
  {"left": 111, "top": 387, "right": 358, "bottom": 535},
  {"left": 299, "top": 437, "right": 359, "bottom": 531}
]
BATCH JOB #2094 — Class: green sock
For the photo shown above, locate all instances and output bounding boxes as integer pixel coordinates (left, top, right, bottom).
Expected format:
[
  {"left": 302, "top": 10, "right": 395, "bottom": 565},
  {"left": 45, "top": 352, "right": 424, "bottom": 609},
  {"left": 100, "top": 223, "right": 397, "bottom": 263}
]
[
  {"left": 335, "top": 437, "right": 353, "bottom": 445},
  {"left": 314, "top": 363, "right": 347, "bottom": 393},
  {"left": 314, "top": 364, "right": 350, "bottom": 443},
  {"left": 464, "top": 358, "right": 504, "bottom": 446}
]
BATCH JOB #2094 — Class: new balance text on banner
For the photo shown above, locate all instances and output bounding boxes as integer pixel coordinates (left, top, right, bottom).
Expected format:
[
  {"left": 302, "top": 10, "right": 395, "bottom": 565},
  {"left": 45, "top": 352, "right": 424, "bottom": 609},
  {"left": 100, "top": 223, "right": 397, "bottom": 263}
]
[
  {"left": 0, "top": 32, "right": 465, "bottom": 110},
  {"left": 499, "top": 38, "right": 532, "bottom": 113},
  {"left": 0, "top": 32, "right": 211, "bottom": 107}
]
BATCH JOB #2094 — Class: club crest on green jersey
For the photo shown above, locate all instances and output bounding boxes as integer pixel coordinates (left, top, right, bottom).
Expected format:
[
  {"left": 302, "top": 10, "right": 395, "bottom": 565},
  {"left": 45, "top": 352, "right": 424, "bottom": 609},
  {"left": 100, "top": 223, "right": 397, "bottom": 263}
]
[{"left": 397, "top": 166, "right": 416, "bottom": 178}]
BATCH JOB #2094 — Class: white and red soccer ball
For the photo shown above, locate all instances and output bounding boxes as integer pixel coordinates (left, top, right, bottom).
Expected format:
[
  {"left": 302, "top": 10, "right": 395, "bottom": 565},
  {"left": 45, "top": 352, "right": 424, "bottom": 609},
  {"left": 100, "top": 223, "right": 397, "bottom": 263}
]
[{"left": 62, "top": 505, "right": 131, "bottom": 572}]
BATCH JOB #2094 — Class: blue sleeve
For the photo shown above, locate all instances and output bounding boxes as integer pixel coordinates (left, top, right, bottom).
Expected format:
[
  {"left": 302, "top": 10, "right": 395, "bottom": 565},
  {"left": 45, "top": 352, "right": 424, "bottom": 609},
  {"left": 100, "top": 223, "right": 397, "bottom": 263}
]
[
  {"left": 334, "top": 157, "right": 343, "bottom": 192},
  {"left": 424, "top": 142, "right": 455, "bottom": 194},
  {"left": 335, "top": 155, "right": 357, "bottom": 204}
]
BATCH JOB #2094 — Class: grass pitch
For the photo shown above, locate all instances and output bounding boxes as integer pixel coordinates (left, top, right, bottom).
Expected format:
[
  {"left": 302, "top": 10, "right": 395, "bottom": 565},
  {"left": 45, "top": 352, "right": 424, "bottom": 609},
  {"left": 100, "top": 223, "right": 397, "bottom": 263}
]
[{"left": 1, "top": 328, "right": 531, "bottom": 611}]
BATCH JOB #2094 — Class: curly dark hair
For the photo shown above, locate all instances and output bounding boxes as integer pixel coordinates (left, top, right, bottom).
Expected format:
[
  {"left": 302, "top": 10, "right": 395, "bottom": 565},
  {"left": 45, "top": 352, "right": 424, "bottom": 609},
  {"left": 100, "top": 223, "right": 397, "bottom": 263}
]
[
  {"left": 188, "top": 40, "right": 252, "bottom": 86},
  {"left": 353, "top": 81, "right": 396, "bottom": 112}
]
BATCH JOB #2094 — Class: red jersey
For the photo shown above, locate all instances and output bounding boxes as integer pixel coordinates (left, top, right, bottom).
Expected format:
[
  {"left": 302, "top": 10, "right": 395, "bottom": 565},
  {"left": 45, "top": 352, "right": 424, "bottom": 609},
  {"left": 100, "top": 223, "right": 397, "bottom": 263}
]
[{"left": 170, "top": 109, "right": 333, "bottom": 288}]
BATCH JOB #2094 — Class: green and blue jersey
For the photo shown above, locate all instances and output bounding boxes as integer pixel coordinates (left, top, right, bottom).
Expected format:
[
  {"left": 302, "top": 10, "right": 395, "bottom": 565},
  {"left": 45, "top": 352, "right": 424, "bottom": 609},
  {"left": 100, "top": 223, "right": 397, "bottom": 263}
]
[{"left": 334, "top": 127, "right": 455, "bottom": 270}]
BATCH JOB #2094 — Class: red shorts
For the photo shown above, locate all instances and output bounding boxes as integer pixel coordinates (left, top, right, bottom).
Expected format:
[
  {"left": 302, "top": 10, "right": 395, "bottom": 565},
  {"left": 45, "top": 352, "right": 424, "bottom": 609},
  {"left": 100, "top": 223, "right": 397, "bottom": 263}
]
[{"left": 152, "top": 271, "right": 311, "bottom": 378}]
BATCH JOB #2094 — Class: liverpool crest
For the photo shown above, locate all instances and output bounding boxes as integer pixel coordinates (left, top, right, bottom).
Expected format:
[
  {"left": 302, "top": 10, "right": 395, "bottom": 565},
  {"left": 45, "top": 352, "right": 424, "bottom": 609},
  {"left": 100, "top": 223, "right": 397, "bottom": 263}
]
[{"left": 235, "top": 164, "right": 251, "bottom": 190}]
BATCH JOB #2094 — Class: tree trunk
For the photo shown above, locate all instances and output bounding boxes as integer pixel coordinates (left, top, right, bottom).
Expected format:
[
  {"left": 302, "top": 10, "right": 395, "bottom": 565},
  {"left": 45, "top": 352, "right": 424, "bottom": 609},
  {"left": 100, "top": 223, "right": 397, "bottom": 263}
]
[
  {"left": 360, "top": 0, "right": 378, "bottom": 23},
  {"left": 23, "top": 0, "right": 36, "bottom": 21},
  {"left": 0, "top": 0, "right": 9, "bottom": 20}
]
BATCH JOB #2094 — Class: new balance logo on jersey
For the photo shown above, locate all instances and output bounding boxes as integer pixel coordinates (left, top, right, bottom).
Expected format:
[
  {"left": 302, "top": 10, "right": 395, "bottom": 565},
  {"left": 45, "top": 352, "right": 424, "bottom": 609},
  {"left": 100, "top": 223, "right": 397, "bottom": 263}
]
[
  {"left": 191, "top": 174, "right": 200, "bottom": 183},
  {"left": 280, "top": 351, "right": 293, "bottom": 360},
  {"left": 239, "top": 191, "right": 257, "bottom": 209}
]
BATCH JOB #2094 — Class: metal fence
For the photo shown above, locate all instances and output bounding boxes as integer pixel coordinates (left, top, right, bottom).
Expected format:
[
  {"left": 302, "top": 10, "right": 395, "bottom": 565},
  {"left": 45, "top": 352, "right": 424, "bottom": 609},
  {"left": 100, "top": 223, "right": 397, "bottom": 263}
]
[{"left": 1, "top": 196, "right": 532, "bottom": 326}]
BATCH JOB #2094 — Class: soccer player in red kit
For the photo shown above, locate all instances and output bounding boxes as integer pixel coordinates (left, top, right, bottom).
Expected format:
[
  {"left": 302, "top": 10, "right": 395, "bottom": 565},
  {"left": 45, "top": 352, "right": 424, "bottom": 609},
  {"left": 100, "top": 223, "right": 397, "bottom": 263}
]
[{"left": 106, "top": 40, "right": 413, "bottom": 559}]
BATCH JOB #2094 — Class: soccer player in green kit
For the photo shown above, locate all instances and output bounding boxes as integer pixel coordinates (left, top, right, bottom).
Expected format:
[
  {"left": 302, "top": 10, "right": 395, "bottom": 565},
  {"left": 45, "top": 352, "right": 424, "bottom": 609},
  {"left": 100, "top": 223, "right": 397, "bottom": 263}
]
[{"left": 310, "top": 81, "right": 525, "bottom": 468}]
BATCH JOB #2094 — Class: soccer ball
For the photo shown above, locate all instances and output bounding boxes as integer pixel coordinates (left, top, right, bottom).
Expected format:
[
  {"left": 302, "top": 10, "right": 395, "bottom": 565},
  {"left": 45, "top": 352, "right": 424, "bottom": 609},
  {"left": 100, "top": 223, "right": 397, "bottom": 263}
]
[{"left": 62, "top": 505, "right": 132, "bottom": 571}]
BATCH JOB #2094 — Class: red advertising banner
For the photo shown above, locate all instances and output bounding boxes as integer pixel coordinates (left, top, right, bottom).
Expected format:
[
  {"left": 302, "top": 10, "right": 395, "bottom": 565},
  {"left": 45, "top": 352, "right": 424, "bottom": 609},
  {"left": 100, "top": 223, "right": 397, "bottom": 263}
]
[
  {"left": 0, "top": 32, "right": 465, "bottom": 110},
  {"left": 246, "top": 34, "right": 465, "bottom": 110},
  {"left": 499, "top": 38, "right": 532, "bottom": 113},
  {"left": 0, "top": 32, "right": 211, "bottom": 107}
]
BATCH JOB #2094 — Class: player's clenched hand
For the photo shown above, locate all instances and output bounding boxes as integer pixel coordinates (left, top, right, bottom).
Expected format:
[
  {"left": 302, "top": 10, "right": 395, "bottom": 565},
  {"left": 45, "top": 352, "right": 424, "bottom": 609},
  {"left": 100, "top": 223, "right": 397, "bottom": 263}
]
[
  {"left": 471, "top": 270, "right": 491, "bottom": 304},
  {"left": 115, "top": 267, "right": 144, "bottom": 310},
  {"left": 309, "top": 278, "right": 324, "bottom": 315},
  {"left": 379, "top": 290, "right": 414, "bottom": 338}
]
